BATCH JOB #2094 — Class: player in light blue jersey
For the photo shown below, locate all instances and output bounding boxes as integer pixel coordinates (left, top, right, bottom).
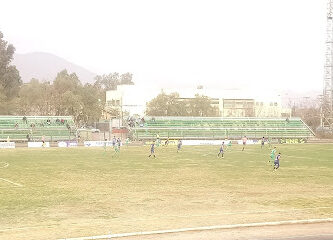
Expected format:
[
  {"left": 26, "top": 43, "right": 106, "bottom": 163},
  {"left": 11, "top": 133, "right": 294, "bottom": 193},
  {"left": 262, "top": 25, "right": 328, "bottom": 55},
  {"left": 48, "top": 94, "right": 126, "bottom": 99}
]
[
  {"left": 177, "top": 140, "right": 182, "bottom": 153},
  {"left": 218, "top": 142, "right": 225, "bottom": 158},
  {"left": 273, "top": 153, "right": 281, "bottom": 171},
  {"left": 148, "top": 141, "right": 156, "bottom": 158}
]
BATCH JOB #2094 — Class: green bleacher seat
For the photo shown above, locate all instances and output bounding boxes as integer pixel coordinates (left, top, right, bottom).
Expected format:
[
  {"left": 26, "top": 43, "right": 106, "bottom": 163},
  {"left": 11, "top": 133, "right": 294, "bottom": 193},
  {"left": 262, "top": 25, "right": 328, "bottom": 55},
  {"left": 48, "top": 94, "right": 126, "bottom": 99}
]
[
  {"left": 0, "top": 116, "right": 76, "bottom": 141},
  {"left": 132, "top": 117, "right": 315, "bottom": 140}
]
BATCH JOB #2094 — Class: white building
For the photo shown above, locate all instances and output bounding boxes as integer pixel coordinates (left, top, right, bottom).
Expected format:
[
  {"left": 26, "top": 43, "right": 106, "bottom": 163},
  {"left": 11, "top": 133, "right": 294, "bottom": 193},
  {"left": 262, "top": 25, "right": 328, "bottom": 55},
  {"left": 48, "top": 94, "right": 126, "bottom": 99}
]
[
  {"left": 105, "top": 85, "right": 291, "bottom": 118},
  {"left": 105, "top": 84, "right": 158, "bottom": 117},
  {"left": 162, "top": 87, "right": 291, "bottom": 118}
]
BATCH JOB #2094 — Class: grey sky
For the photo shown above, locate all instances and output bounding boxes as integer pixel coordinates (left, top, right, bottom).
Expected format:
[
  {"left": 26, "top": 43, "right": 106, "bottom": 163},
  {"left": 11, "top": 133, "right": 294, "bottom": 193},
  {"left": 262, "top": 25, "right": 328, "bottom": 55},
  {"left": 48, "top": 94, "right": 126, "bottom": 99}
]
[{"left": 0, "top": 0, "right": 327, "bottom": 92}]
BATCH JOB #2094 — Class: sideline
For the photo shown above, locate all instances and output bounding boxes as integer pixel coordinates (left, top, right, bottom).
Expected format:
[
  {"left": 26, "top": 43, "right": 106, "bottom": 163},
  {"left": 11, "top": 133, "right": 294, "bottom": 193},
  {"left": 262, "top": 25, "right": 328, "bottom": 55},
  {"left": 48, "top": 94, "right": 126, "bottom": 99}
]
[
  {"left": 58, "top": 218, "right": 333, "bottom": 240},
  {"left": 0, "top": 177, "right": 23, "bottom": 187}
]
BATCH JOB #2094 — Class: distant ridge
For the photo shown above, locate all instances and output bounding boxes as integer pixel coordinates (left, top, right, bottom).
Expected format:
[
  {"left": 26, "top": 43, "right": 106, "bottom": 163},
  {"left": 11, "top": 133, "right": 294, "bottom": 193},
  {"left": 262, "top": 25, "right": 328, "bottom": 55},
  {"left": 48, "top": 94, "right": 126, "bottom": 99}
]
[{"left": 13, "top": 52, "right": 96, "bottom": 83}]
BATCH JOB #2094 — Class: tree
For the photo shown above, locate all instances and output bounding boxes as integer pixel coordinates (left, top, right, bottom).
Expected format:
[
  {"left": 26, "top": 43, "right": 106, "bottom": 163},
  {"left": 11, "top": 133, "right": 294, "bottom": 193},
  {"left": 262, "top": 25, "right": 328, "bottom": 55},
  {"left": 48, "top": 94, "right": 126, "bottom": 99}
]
[
  {"left": 53, "top": 70, "right": 81, "bottom": 94},
  {"left": 18, "top": 79, "right": 54, "bottom": 115},
  {"left": 0, "top": 31, "right": 22, "bottom": 114},
  {"left": 146, "top": 92, "right": 219, "bottom": 117},
  {"left": 94, "top": 72, "right": 134, "bottom": 91},
  {"left": 52, "top": 70, "right": 83, "bottom": 120},
  {"left": 94, "top": 73, "right": 120, "bottom": 90},
  {"left": 120, "top": 72, "right": 134, "bottom": 85},
  {"left": 188, "top": 94, "right": 220, "bottom": 117},
  {"left": 80, "top": 83, "right": 105, "bottom": 124},
  {"left": 294, "top": 106, "right": 321, "bottom": 131},
  {"left": 146, "top": 92, "right": 183, "bottom": 116}
]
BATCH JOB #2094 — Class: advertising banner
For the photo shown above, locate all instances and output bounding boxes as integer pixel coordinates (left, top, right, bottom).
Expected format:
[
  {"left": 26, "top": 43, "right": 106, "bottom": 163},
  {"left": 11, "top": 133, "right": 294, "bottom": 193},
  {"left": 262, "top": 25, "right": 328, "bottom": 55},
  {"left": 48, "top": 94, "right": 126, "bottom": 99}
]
[
  {"left": 279, "top": 138, "right": 306, "bottom": 144},
  {"left": 84, "top": 141, "right": 122, "bottom": 147},
  {"left": 58, "top": 141, "right": 78, "bottom": 147},
  {"left": 145, "top": 139, "right": 231, "bottom": 146},
  {"left": 182, "top": 140, "right": 231, "bottom": 146},
  {"left": 0, "top": 142, "right": 15, "bottom": 149},
  {"left": 28, "top": 142, "right": 50, "bottom": 148}
]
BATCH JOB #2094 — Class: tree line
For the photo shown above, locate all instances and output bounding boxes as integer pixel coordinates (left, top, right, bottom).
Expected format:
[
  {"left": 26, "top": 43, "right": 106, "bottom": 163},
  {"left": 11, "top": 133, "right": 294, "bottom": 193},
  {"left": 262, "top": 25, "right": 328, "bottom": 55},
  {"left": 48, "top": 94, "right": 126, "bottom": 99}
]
[{"left": 0, "top": 31, "right": 133, "bottom": 125}]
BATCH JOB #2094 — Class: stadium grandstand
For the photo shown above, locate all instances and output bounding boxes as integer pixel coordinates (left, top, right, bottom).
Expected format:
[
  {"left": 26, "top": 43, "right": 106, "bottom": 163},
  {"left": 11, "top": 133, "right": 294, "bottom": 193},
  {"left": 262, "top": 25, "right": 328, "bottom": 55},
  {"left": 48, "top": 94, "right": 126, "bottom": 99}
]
[
  {"left": 0, "top": 116, "right": 76, "bottom": 141},
  {"left": 132, "top": 116, "right": 315, "bottom": 140}
]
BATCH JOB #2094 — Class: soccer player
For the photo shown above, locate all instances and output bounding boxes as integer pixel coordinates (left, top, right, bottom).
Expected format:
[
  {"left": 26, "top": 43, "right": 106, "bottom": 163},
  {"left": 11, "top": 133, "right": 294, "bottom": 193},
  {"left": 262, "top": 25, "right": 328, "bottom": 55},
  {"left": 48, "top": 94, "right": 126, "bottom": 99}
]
[
  {"left": 41, "top": 135, "right": 46, "bottom": 148},
  {"left": 177, "top": 139, "right": 182, "bottom": 153},
  {"left": 267, "top": 137, "right": 272, "bottom": 148},
  {"left": 273, "top": 153, "right": 281, "bottom": 171},
  {"left": 218, "top": 142, "right": 225, "bottom": 158},
  {"left": 242, "top": 136, "right": 247, "bottom": 151},
  {"left": 156, "top": 138, "right": 160, "bottom": 147},
  {"left": 164, "top": 138, "right": 169, "bottom": 146},
  {"left": 112, "top": 136, "right": 116, "bottom": 148},
  {"left": 270, "top": 147, "right": 277, "bottom": 163},
  {"left": 114, "top": 144, "right": 120, "bottom": 155},
  {"left": 226, "top": 140, "right": 232, "bottom": 151},
  {"left": 261, "top": 137, "right": 265, "bottom": 149},
  {"left": 156, "top": 134, "right": 160, "bottom": 147},
  {"left": 117, "top": 138, "right": 121, "bottom": 150},
  {"left": 148, "top": 141, "right": 156, "bottom": 158},
  {"left": 104, "top": 138, "right": 107, "bottom": 152}
]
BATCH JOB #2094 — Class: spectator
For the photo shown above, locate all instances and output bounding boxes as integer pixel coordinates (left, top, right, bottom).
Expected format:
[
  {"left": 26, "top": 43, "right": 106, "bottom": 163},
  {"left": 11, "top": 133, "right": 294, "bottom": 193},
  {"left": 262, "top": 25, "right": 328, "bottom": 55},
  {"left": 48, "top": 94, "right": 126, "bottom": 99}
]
[
  {"left": 22, "top": 116, "right": 27, "bottom": 124},
  {"left": 26, "top": 134, "right": 30, "bottom": 142},
  {"left": 15, "top": 123, "right": 19, "bottom": 129}
]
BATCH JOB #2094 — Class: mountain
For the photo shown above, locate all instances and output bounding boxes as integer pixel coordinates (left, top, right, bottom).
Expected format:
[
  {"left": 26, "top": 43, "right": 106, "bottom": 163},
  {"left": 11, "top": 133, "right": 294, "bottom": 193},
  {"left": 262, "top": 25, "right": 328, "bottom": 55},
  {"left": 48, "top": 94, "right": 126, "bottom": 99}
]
[{"left": 13, "top": 52, "right": 97, "bottom": 83}]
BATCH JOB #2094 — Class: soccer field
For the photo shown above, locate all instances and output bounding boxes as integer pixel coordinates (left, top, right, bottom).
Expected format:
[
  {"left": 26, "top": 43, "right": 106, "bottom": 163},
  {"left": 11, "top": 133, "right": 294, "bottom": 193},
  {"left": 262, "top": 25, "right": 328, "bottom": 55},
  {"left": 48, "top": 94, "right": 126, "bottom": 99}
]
[{"left": 0, "top": 144, "right": 332, "bottom": 240}]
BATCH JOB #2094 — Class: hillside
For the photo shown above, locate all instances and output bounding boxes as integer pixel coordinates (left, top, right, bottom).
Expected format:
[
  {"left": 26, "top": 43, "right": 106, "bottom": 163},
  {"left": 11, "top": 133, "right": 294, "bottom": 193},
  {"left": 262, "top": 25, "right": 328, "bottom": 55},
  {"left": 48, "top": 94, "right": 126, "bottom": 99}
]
[{"left": 12, "top": 52, "right": 96, "bottom": 83}]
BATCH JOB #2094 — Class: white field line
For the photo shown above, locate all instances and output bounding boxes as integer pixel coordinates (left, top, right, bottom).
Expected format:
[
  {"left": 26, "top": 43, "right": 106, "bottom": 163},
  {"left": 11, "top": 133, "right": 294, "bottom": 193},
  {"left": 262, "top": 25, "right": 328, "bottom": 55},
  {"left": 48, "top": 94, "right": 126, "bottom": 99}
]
[
  {"left": 58, "top": 218, "right": 333, "bottom": 240},
  {"left": 0, "top": 162, "right": 9, "bottom": 168},
  {"left": 0, "top": 178, "right": 23, "bottom": 187},
  {"left": 131, "top": 207, "right": 333, "bottom": 221}
]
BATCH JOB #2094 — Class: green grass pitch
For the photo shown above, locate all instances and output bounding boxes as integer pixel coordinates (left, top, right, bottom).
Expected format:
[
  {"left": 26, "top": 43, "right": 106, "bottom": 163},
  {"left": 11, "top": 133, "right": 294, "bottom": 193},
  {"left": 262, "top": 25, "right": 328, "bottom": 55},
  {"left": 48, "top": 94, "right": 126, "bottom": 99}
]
[{"left": 0, "top": 144, "right": 332, "bottom": 240}]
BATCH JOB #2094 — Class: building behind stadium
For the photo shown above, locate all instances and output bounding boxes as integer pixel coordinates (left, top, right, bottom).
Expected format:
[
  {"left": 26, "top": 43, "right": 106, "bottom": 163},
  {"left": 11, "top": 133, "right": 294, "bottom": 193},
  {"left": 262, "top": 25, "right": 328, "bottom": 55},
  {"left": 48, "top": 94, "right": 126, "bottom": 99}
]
[{"left": 104, "top": 84, "right": 291, "bottom": 119}]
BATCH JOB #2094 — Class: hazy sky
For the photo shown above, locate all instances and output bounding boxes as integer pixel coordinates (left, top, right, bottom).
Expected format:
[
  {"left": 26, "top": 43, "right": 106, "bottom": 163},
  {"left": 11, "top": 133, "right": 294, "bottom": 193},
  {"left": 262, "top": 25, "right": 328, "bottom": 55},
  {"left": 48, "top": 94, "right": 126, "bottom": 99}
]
[{"left": 0, "top": 0, "right": 327, "bottom": 92}]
